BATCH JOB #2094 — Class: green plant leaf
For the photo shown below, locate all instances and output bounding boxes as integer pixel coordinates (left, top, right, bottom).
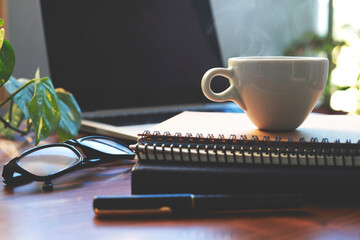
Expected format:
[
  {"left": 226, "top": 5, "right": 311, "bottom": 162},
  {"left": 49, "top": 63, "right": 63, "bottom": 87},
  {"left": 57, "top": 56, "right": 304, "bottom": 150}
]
[
  {"left": 0, "top": 39, "right": 15, "bottom": 87},
  {"left": 0, "top": 28, "right": 4, "bottom": 50},
  {"left": 55, "top": 88, "right": 82, "bottom": 142},
  {"left": 28, "top": 75, "right": 60, "bottom": 145},
  {"left": 0, "top": 103, "right": 25, "bottom": 139},
  {"left": 4, "top": 76, "right": 35, "bottom": 120},
  {"left": 0, "top": 18, "right": 4, "bottom": 49},
  {"left": 337, "top": 86, "right": 351, "bottom": 91}
]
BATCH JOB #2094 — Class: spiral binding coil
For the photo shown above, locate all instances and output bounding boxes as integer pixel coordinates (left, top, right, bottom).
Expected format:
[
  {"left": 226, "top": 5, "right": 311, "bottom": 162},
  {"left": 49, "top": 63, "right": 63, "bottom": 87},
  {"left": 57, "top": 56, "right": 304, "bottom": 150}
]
[{"left": 134, "top": 131, "right": 360, "bottom": 167}]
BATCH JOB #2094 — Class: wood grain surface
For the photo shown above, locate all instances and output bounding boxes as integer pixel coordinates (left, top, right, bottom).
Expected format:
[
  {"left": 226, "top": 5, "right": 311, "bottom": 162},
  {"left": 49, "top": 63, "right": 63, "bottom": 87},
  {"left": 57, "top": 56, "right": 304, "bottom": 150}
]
[{"left": 0, "top": 135, "right": 360, "bottom": 240}]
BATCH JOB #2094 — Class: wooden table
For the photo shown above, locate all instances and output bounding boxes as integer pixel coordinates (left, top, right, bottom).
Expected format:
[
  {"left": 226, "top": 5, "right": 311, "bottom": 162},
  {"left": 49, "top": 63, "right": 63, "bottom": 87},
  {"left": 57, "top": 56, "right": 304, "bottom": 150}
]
[{"left": 1, "top": 135, "right": 360, "bottom": 240}]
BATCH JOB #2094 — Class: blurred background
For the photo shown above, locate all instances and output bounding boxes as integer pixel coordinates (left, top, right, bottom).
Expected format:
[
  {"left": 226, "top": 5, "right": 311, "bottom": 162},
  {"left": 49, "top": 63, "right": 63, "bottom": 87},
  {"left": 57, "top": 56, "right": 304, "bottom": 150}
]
[{"left": 1, "top": 0, "right": 359, "bottom": 114}]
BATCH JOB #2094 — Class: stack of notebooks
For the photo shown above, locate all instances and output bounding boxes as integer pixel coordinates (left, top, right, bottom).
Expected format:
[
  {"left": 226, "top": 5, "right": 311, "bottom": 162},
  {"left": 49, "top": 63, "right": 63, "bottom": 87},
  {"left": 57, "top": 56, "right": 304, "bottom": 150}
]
[{"left": 130, "top": 111, "right": 360, "bottom": 202}]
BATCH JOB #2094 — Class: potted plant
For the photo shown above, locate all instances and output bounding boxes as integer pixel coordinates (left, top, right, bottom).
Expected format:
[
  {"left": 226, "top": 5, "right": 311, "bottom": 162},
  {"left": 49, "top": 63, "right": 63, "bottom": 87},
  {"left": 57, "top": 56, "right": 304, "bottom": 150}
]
[{"left": 0, "top": 18, "right": 81, "bottom": 144}]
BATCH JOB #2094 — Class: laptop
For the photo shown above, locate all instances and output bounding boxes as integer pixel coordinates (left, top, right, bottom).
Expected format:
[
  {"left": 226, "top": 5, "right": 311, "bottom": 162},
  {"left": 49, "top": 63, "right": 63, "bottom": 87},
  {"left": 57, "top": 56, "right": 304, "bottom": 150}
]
[{"left": 40, "top": 0, "right": 243, "bottom": 142}]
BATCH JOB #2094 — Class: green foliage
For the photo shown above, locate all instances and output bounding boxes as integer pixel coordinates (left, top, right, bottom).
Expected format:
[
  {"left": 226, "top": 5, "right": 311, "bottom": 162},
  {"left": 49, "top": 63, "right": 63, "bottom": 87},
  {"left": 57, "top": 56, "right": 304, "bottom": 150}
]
[
  {"left": 0, "top": 39, "right": 15, "bottom": 87},
  {"left": 0, "top": 18, "right": 82, "bottom": 144},
  {"left": 4, "top": 76, "right": 35, "bottom": 120},
  {"left": 55, "top": 88, "right": 82, "bottom": 142},
  {"left": 28, "top": 70, "right": 61, "bottom": 145},
  {"left": 284, "top": 32, "right": 345, "bottom": 57},
  {"left": 0, "top": 28, "right": 4, "bottom": 49},
  {"left": 0, "top": 101, "right": 25, "bottom": 139}
]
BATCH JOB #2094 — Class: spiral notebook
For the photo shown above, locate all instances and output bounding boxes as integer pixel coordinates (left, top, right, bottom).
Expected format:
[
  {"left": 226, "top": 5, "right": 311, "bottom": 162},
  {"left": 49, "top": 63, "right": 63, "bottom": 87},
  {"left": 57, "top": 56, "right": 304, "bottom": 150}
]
[
  {"left": 131, "top": 112, "right": 360, "bottom": 198},
  {"left": 132, "top": 111, "right": 360, "bottom": 167}
]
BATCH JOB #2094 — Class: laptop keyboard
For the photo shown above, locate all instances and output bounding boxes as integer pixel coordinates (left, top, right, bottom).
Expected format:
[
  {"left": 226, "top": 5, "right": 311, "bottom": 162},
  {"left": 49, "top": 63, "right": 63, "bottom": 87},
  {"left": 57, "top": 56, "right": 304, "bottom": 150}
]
[{"left": 83, "top": 103, "right": 244, "bottom": 126}]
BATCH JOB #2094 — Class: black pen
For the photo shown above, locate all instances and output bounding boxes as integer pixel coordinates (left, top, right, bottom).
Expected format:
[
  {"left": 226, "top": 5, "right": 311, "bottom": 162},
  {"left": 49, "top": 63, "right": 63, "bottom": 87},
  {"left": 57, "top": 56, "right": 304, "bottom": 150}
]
[{"left": 93, "top": 193, "right": 302, "bottom": 216}]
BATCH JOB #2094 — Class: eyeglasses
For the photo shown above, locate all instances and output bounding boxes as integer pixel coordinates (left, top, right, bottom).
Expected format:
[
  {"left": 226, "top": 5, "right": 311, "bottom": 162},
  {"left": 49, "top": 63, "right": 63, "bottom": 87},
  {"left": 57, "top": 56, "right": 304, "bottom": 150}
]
[{"left": 2, "top": 136, "right": 136, "bottom": 191}]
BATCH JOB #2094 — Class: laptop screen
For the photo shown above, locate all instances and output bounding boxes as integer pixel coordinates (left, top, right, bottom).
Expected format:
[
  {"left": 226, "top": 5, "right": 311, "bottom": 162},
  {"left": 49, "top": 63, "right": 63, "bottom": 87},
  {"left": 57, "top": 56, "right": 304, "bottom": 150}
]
[{"left": 40, "top": 0, "right": 225, "bottom": 112}]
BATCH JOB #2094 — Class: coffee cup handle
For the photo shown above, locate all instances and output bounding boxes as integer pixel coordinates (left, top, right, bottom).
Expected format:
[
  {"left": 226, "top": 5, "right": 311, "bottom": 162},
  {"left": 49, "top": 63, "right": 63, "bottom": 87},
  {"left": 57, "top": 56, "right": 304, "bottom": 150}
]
[{"left": 201, "top": 67, "right": 247, "bottom": 111}]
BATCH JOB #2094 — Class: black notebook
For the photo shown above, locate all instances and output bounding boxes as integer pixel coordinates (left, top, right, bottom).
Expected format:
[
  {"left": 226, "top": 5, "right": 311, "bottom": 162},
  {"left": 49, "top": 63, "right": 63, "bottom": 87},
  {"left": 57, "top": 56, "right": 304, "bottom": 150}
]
[
  {"left": 131, "top": 160, "right": 360, "bottom": 202},
  {"left": 131, "top": 112, "right": 360, "bottom": 200}
]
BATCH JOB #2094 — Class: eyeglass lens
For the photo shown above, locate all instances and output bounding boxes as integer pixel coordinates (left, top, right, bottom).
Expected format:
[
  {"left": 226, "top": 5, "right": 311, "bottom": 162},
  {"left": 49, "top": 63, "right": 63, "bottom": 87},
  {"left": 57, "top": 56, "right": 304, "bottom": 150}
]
[
  {"left": 17, "top": 146, "right": 81, "bottom": 177},
  {"left": 78, "top": 138, "right": 131, "bottom": 155}
]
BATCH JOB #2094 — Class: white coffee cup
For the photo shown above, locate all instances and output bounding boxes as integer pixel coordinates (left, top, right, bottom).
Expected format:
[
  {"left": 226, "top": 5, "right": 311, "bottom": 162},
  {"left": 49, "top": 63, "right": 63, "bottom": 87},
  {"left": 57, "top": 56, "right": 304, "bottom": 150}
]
[{"left": 201, "top": 56, "right": 329, "bottom": 131}]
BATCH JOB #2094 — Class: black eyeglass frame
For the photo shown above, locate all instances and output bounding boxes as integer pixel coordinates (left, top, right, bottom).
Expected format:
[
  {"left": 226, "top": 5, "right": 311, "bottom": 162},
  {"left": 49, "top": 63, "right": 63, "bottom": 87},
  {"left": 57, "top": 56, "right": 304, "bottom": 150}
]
[{"left": 2, "top": 136, "right": 135, "bottom": 188}]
